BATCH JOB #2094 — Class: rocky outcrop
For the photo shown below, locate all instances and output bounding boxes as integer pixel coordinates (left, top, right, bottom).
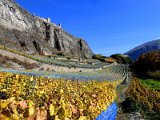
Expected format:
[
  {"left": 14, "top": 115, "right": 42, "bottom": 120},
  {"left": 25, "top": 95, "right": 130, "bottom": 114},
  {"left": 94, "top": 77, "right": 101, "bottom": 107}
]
[{"left": 0, "top": 0, "right": 93, "bottom": 58}]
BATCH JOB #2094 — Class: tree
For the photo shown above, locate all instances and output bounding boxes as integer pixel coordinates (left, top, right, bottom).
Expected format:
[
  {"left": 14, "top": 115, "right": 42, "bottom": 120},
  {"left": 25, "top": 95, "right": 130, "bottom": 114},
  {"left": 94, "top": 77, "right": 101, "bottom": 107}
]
[
  {"left": 110, "top": 54, "right": 133, "bottom": 64},
  {"left": 132, "top": 50, "right": 160, "bottom": 78}
]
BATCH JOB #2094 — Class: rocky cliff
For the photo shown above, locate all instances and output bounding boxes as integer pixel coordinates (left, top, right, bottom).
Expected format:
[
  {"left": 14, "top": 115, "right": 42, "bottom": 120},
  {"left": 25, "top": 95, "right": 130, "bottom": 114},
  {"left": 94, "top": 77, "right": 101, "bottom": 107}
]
[{"left": 0, "top": 0, "right": 93, "bottom": 58}]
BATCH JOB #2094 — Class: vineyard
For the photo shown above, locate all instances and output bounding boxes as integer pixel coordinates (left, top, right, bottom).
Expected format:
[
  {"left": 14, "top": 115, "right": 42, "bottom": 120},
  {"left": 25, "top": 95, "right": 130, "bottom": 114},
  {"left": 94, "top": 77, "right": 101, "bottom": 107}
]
[
  {"left": 125, "top": 78, "right": 160, "bottom": 119},
  {"left": 1, "top": 0, "right": 160, "bottom": 119},
  {"left": 0, "top": 64, "right": 130, "bottom": 120},
  {"left": 0, "top": 64, "right": 129, "bottom": 81},
  {"left": 0, "top": 45, "right": 108, "bottom": 69}
]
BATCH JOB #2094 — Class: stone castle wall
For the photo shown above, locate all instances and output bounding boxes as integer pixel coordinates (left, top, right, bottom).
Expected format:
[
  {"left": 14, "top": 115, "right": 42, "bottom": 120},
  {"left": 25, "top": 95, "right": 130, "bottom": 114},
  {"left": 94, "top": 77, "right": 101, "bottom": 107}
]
[{"left": 0, "top": 0, "right": 93, "bottom": 58}]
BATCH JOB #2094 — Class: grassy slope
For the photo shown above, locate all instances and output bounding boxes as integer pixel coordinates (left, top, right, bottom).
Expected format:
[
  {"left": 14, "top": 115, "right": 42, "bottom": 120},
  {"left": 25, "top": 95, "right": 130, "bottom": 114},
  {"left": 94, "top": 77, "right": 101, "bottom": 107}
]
[{"left": 140, "top": 78, "right": 160, "bottom": 91}]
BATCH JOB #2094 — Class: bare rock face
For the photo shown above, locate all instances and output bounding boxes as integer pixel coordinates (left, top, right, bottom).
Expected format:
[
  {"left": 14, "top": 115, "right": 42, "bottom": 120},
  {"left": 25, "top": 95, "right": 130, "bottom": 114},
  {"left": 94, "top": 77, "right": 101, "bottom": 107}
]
[{"left": 0, "top": 0, "right": 93, "bottom": 58}]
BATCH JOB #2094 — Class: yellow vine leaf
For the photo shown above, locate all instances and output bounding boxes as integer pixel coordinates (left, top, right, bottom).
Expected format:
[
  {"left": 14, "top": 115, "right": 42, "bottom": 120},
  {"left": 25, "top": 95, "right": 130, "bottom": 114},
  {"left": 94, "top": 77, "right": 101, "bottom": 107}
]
[
  {"left": 29, "top": 106, "right": 35, "bottom": 117},
  {"left": 49, "top": 104, "right": 55, "bottom": 116},
  {"left": 55, "top": 115, "right": 61, "bottom": 120},
  {"left": 11, "top": 114, "right": 19, "bottom": 120},
  {"left": 0, "top": 114, "right": 10, "bottom": 120},
  {"left": 78, "top": 116, "right": 88, "bottom": 120},
  {"left": 30, "top": 76, "right": 34, "bottom": 81},
  {"left": 0, "top": 100, "right": 9, "bottom": 109}
]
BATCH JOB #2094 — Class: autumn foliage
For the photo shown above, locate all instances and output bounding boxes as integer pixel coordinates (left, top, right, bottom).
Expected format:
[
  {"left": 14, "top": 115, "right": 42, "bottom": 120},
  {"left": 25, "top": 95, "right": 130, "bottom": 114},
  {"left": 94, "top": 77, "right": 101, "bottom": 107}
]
[
  {"left": 0, "top": 72, "right": 121, "bottom": 120},
  {"left": 126, "top": 78, "right": 160, "bottom": 114},
  {"left": 132, "top": 50, "right": 160, "bottom": 78}
]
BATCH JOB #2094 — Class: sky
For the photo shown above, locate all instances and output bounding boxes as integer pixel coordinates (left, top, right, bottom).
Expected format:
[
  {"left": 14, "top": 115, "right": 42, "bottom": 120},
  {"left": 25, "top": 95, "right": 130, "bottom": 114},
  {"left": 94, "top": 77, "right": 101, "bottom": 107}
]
[{"left": 16, "top": 0, "right": 160, "bottom": 56}]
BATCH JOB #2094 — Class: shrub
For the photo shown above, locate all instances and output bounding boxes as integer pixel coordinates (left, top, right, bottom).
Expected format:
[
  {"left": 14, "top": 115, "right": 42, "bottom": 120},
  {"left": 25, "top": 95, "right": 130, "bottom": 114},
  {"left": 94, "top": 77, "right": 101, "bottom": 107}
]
[
  {"left": 132, "top": 50, "right": 160, "bottom": 78},
  {"left": 24, "top": 63, "right": 39, "bottom": 69},
  {"left": 57, "top": 52, "right": 65, "bottom": 56},
  {"left": 110, "top": 54, "right": 133, "bottom": 64},
  {"left": 104, "top": 57, "right": 116, "bottom": 63},
  {"left": 66, "top": 56, "right": 71, "bottom": 60},
  {"left": 92, "top": 54, "right": 106, "bottom": 62},
  {"left": 0, "top": 57, "right": 7, "bottom": 64},
  {"left": 147, "top": 71, "right": 160, "bottom": 80}
]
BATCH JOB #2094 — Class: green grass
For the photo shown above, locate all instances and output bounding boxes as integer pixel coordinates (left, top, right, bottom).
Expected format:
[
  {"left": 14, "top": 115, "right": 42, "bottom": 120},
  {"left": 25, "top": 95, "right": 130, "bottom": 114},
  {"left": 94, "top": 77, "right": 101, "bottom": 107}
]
[{"left": 140, "top": 79, "right": 160, "bottom": 90}]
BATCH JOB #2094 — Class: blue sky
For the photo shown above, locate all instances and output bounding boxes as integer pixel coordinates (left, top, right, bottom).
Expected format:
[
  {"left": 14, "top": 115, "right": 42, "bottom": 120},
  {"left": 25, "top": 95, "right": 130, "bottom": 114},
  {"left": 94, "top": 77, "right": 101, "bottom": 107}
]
[{"left": 16, "top": 0, "right": 160, "bottom": 56}]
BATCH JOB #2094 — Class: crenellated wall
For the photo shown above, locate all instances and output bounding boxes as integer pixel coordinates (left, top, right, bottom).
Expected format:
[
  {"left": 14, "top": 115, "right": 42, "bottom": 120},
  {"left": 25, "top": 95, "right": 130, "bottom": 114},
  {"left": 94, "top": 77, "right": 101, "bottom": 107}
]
[{"left": 0, "top": 0, "right": 93, "bottom": 58}]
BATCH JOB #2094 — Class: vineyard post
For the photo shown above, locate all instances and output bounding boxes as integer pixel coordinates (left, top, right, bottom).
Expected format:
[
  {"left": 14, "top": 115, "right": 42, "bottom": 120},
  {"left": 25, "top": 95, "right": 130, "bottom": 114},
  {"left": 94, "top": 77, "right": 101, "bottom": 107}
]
[
  {"left": 123, "top": 64, "right": 129, "bottom": 84},
  {"left": 126, "top": 64, "right": 130, "bottom": 83},
  {"left": 126, "top": 64, "right": 128, "bottom": 83}
]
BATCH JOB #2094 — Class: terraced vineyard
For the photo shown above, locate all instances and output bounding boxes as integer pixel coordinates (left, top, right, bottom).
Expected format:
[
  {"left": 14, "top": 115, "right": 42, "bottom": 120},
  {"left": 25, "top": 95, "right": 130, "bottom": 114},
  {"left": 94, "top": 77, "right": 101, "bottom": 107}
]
[
  {"left": 0, "top": 45, "right": 108, "bottom": 69},
  {"left": 0, "top": 64, "right": 129, "bottom": 81},
  {"left": 0, "top": 64, "right": 130, "bottom": 120}
]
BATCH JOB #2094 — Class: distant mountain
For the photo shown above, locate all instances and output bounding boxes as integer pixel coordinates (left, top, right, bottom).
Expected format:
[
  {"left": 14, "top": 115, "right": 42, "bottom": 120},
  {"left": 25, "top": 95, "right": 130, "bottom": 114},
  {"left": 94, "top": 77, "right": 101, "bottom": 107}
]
[{"left": 125, "top": 39, "right": 160, "bottom": 61}]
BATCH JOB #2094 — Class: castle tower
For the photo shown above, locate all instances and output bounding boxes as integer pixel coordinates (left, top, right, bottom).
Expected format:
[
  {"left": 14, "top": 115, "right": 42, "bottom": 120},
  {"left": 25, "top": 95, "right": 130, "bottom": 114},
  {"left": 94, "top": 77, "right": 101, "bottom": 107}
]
[
  {"left": 47, "top": 18, "right": 51, "bottom": 23},
  {"left": 58, "top": 23, "right": 62, "bottom": 28}
]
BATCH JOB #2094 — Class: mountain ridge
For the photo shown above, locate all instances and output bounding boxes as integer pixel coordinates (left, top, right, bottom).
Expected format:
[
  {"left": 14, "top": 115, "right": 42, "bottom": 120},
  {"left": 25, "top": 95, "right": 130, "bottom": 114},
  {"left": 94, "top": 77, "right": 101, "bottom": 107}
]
[{"left": 125, "top": 39, "right": 160, "bottom": 61}]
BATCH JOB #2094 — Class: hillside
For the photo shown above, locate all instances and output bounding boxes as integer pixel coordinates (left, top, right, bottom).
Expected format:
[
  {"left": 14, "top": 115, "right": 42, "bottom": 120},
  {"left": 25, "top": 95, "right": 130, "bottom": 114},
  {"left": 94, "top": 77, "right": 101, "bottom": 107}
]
[
  {"left": 0, "top": 1, "right": 148, "bottom": 120},
  {"left": 0, "top": 0, "right": 93, "bottom": 58},
  {"left": 125, "top": 39, "right": 160, "bottom": 61},
  {"left": 0, "top": 45, "right": 109, "bottom": 72},
  {"left": 0, "top": 46, "right": 129, "bottom": 120}
]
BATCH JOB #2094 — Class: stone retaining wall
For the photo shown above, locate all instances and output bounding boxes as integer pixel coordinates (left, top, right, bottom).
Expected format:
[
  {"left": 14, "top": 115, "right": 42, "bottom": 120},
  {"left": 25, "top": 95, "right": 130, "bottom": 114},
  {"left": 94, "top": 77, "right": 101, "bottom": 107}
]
[{"left": 0, "top": 49, "right": 99, "bottom": 72}]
